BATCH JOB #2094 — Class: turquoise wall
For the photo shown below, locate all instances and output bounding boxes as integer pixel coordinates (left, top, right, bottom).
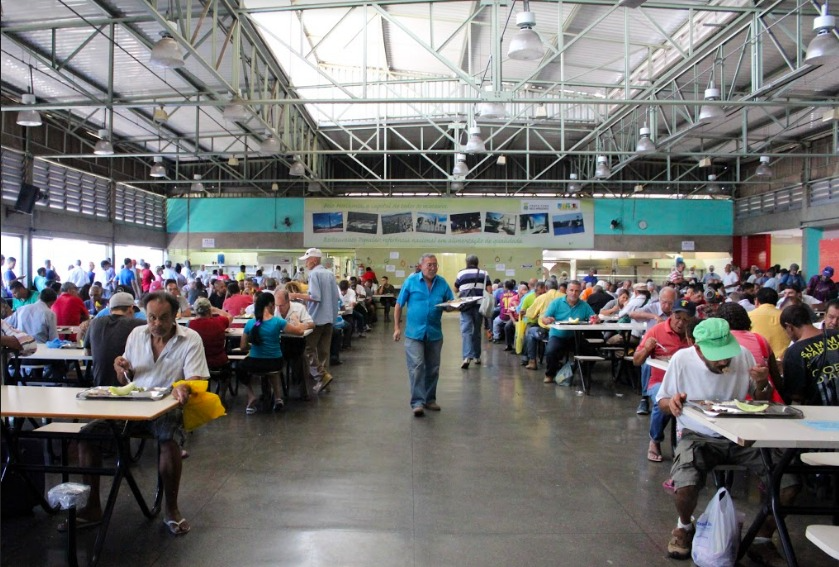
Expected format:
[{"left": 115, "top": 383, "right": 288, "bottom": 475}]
[
  {"left": 593, "top": 199, "right": 733, "bottom": 235},
  {"left": 167, "top": 197, "right": 304, "bottom": 233},
  {"left": 803, "top": 227, "right": 823, "bottom": 278}
]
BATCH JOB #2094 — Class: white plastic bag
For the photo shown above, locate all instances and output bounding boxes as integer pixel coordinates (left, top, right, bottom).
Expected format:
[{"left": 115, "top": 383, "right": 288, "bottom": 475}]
[
  {"left": 691, "top": 487, "right": 739, "bottom": 567},
  {"left": 478, "top": 291, "right": 495, "bottom": 319}
]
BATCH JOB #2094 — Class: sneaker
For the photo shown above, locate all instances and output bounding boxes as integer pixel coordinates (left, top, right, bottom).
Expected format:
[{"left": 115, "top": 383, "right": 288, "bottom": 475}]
[
  {"left": 424, "top": 402, "right": 441, "bottom": 411},
  {"left": 636, "top": 398, "right": 650, "bottom": 415},
  {"left": 412, "top": 406, "right": 425, "bottom": 417},
  {"left": 461, "top": 358, "right": 471, "bottom": 369},
  {"left": 313, "top": 373, "right": 333, "bottom": 394},
  {"left": 746, "top": 541, "right": 786, "bottom": 567},
  {"left": 504, "top": 346, "right": 513, "bottom": 352},
  {"left": 667, "top": 525, "right": 695, "bottom": 560}
]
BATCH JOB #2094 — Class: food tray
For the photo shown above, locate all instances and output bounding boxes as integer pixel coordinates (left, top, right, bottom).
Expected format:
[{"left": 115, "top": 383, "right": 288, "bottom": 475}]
[
  {"left": 687, "top": 400, "right": 804, "bottom": 419},
  {"left": 436, "top": 296, "right": 481, "bottom": 309},
  {"left": 76, "top": 386, "right": 171, "bottom": 401}
]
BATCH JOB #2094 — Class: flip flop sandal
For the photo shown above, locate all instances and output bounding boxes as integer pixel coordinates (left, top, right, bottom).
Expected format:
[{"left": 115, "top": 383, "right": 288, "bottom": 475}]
[
  {"left": 662, "top": 478, "right": 676, "bottom": 493},
  {"left": 245, "top": 402, "right": 258, "bottom": 415},
  {"left": 647, "top": 451, "right": 663, "bottom": 462},
  {"left": 163, "top": 518, "right": 191, "bottom": 536}
]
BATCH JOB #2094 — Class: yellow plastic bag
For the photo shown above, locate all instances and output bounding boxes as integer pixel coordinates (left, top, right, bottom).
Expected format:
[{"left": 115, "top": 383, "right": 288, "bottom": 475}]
[
  {"left": 515, "top": 320, "right": 527, "bottom": 355},
  {"left": 173, "top": 380, "right": 226, "bottom": 431}
]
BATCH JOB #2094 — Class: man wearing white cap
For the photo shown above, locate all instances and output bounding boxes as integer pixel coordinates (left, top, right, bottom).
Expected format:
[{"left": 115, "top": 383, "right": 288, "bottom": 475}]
[{"left": 290, "top": 248, "right": 340, "bottom": 393}]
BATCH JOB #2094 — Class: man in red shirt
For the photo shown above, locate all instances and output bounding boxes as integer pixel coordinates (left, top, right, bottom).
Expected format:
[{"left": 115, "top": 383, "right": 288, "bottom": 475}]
[
  {"left": 633, "top": 299, "right": 695, "bottom": 462},
  {"left": 222, "top": 281, "right": 253, "bottom": 315},
  {"left": 360, "top": 267, "right": 377, "bottom": 284},
  {"left": 51, "top": 282, "right": 90, "bottom": 340},
  {"left": 187, "top": 297, "right": 233, "bottom": 371}
]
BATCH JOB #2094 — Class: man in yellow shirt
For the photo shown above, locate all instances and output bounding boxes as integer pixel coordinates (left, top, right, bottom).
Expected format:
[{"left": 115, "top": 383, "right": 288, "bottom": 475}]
[
  {"left": 748, "top": 287, "right": 789, "bottom": 359},
  {"left": 521, "top": 279, "right": 565, "bottom": 369}
]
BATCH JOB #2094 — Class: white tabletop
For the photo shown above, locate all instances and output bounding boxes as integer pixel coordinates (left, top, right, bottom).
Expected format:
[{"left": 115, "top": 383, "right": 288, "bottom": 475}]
[
  {"left": 551, "top": 322, "right": 646, "bottom": 332},
  {"left": 23, "top": 343, "right": 92, "bottom": 361},
  {"left": 646, "top": 358, "right": 670, "bottom": 372},
  {"left": 683, "top": 405, "right": 839, "bottom": 449},
  {"left": 1, "top": 385, "right": 179, "bottom": 421}
]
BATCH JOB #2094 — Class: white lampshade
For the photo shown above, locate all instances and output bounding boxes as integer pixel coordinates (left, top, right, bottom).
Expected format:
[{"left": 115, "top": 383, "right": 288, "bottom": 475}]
[
  {"left": 496, "top": 155, "right": 507, "bottom": 166},
  {"left": 93, "top": 129, "right": 114, "bottom": 155},
  {"left": 805, "top": 8, "right": 839, "bottom": 66},
  {"left": 227, "top": 155, "right": 240, "bottom": 167},
  {"left": 464, "top": 126, "right": 486, "bottom": 154},
  {"left": 755, "top": 155, "right": 773, "bottom": 179},
  {"left": 508, "top": 12, "right": 545, "bottom": 61},
  {"left": 594, "top": 156, "right": 611, "bottom": 179},
  {"left": 477, "top": 101, "right": 506, "bottom": 119},
  {"left": 568, "top": 173, "right": 581, "bottom": 194},
  {"left": 17, "top": 93, "right": 42, "bottom": 127},
  {"left": 636, "top": 127, "right": 656, "bottom": 154},
  {"left": 289, "top": 158, "right": 305, "bottom": 177},
  {"left": 260, "top": 135, "right": 281, "bottom": 154},
  {"left": 271, "top": 182, "right": 279, "bottom": 192},
  {"left": 698, "top": 86, "right": 724, "bottom": 122},
  {"left": 192, "top": 174, "right": 205, "bottom": 192},
  {"left": 707, "top": 174, "right": 721, "bottom": 193},
  {"left": 150, "top": 34, "right": 184, "bottom": 69},
  {"left": 533, "top": 103, "right": 548, "bottom": 119},
  {"left": 452, "top": 153, "right": 468, "bottom": 176},
  {"left": 223, "top": 95, "right": 249, "bottom": 122},
  {"left": 150, "top": 156, "right": 167, "bottom": 178},
  {"left": 152, "top": 105, "right": 169, "bottom": 123}
]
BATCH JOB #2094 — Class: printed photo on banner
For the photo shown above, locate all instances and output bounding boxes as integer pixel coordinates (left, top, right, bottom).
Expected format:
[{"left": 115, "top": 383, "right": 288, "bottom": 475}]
[
  {"left": 346, "top": 211, "right": 379, "bottom": 234},
  {"left": 416, "top": 212, "right": 447, "bottom": 234},
  {"left": 552, "top": 212, "right": 585, "bottom": 236},
  {"left": 450, "top": 212, "right": 482, "bottom": 235},
  {"left": 520, "top": 213, "right": 549, "bottom": 234},
  {"left": 381, "top": 212, "right": 414, "bottom": 235},
  {"left": 312, "top": 212, "right": 344, "bottom": 233},
  {"left": 484, "top": 212, "right": 517, "bottom": 235}
]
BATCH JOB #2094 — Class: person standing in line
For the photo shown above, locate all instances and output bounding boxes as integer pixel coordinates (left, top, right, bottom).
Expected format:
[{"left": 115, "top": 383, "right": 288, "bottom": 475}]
[
  {"left": 453, "top": 255, "right": 490, "bottom": 369},
  {"left": 393, "top": 254, "right": 454, "bottom": 417}
]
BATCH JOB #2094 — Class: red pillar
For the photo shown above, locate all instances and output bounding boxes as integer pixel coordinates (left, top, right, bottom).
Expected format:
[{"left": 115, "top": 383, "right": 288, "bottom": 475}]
[{"left": 733, "top": 235, "right": 772, "bottom": 270}]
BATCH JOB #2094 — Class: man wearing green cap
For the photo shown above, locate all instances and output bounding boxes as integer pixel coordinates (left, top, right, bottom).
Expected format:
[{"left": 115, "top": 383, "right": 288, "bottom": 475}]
[{"left": 656, "top": 318, "right": 778, "bottom": 561}]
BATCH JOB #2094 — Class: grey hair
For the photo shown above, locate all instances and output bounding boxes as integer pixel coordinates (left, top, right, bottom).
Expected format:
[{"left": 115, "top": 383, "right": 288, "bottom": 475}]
[
  {"left": 419, "top": 253, "right": 437, "bottom": 264},
  {"left": 465, "top": 255, "right": 479, "bottom": 268}
]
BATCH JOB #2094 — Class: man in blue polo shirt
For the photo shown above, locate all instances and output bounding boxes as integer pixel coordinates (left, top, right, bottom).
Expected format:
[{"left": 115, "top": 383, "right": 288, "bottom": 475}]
[
  {"left": 393, "top": 253, "right": 454, "bottom": 417},
  {"left": 540, "top": 280, "right": 595, "bottom": 384}
]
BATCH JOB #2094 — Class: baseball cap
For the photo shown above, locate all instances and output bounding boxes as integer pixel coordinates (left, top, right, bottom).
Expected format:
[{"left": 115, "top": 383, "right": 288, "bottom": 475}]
[
  {"left": 299, "top": 248, "right": 323, "bottom": 260},
  {"left": 194, "top": 297, "right": 212, "bottom": 315},
  {"left": 823, "top": 266, "right": 834, "bottom": 277},
  {"left": 693, "top": 318, "right": 742, "bottom": 361},
  {"left": 109, "top": 292, "right": 135, "bottom": 309},
  {"left": 672, "top": 299, "right": 696, "bottom": 317}
]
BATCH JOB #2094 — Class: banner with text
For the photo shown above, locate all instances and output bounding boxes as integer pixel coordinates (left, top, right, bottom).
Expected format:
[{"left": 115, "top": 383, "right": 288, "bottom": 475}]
[{"left": 303, "top": 198, "right": 593, "bottom": 249}]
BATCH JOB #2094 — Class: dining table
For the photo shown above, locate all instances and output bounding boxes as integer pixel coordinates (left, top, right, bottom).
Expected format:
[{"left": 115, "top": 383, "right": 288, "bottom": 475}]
[
  {"left": 5, "top": 344, "right": 93, "bottom": 386},
  {"left": 683, "top": 405, "right": 839, "bottom": 567},
  {"left": 1, "top": 385, "right": 180, "bottom": 567}
]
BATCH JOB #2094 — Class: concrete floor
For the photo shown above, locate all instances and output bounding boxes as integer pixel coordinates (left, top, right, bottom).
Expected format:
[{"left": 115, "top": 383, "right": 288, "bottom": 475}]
[{"left": 1, "top": 316, "right": 834, "bottom": 566}]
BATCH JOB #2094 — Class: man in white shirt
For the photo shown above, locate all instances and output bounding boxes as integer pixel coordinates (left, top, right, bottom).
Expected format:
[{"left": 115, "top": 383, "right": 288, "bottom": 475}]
[
  {"left": 721, "top": 263, "right": 739, "bottom": 293},
  {"left": 67, "top": 260, "right": 89, "bottom": 288}
]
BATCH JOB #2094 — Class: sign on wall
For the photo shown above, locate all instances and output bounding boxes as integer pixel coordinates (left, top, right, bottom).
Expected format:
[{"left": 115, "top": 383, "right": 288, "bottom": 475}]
[{"left": 303, "top": 198, "right": 594, "bottom": 249}]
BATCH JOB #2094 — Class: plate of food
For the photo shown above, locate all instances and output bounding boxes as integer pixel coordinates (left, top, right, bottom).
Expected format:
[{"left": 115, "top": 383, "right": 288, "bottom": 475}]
[
  {"left": 687, "top": 399, "right": 804, "bottom": 418},
  {"left": 76, "top": 385, "right": 171, "bottom": 401}
]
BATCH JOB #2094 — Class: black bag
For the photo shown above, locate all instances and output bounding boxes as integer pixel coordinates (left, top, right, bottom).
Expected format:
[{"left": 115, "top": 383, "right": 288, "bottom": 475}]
[{"left": 1, "top": 437, "right": 46, "bottom": 517}]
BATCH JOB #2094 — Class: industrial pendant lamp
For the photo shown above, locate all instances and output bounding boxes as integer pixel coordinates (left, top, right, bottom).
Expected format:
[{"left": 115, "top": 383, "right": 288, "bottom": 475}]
[
  {"left": 260, "top": 132, "right": 281, "bottom": 154},
  {"left": 567, "top": 173, "right": 581, "bottom": 194},
  {"left": 594, "top": 156, "right": 611, "bottom": 179},
  {"left": 227, "top": 155, "right": 240, "bottom": 167},
  {"left": 223, "top": 94, "right": 249, "bottom": 122},
  {"left": 805, "top": 3, "right": 839, "bottom": 66},
  {"left": 755, "top": 156, "right": 773, "bottom": 179},
  {"left": 636, "top": 127, "right": 656, "bottom": 154},
  {"left": 150, "top": 156, "right": 167, "bottom": 178},
  {"left": 464, "top": 126, "right": 486, "bottom": 154},
  {"left": 452, "top": 153, "right": 468, "bottom": 176},
  {"left": 192, "top": 174, "right": 205, "bottom": 192},
  {"left": 477, "top": 101, "right": 506, "bottom": 119},
  {"left": 289, "top": 157, "right": 305, "bottom": 177},
  {"left": 152, "top": 105, "right": 169, "bottom": 123},
  {"left": 698, "top": 83, "right": 725, "bottom": 122},
  {"left": 17, "top": 66, "right": 42, "bottom": 127},
  {"left": 93, "top": 129, "right": 114, "bottom": 155},
  {"left": 150, "top": 20, "right": 185, "bottom": 69},
  {"left": 508, "top": 6, "right": 545, "bottom": 61},
  {"left": 706, "top": 174, "right": 721, "bottom": 193}
]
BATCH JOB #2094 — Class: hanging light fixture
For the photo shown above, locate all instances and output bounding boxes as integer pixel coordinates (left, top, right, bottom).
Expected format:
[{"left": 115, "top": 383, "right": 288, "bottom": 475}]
[
  {"left": 636, "top": 127, "right": 656, "bottom": 154},
  {"left": 223, "top": 94, "right": 249, "bottom": 122},
  {"left": 633, "top": 184, "right": 645, "bottom": 193},
  {"left": 192, "top": 174, "right": 205, "bottom": 192},
  {"left": 271, "top": 182, "right": 279, "bottom": 192},
  {"left": 706, "top": 174, "right": 721, "bottom": 193},
  {"left": 805, "top": 4, "right": 839, "bottom": 66},
  {"left": 150, "top": 24, "right": 185, "bottom": 69},
  {"left": 227, "top": 155, "right": 240, "bottom": 167},
  {"left": 464, "top": 126, "right": 486, "bottom": 154},
  {"left": 508, "top": 6, "right": 545, "bottom": 61},
  {"left": 150, "top": 156, "right": 167, "bottom": 178},
  {"left": 594, "top": 156, "right": 611, "bottom": 179},
  {"left": 755, "top": 155, "right": 773, "bottom": 179},
  {"left": 496, "top": 155, "right": 507, "bottom": 166},
  {"left": 17, "top": 66, "right": 42, "bottom": 127},
  {"left": 533, "top": 103, "right": 548, "bottom": 120},
  {"left": 452, "top": 153, "right": 468, "bottom": 176},
  {"left": 152, "top": 105, "right": 169, "bottom": 123},
  {"left": 451, "top": 180, "right": 464, "bottom": 192},
  {"left": 289, "top": 156, "right": 305, "bottom": 177},
  {"left": 93, "top": 129, "right": 114, "bottom": 155},
  {"left": 260, "top": 132, "right": 281, "bottom": 154},
  {"left": 568, "top": 173, "right": 581, "bottom": 194},
  {"left": 477, "top": 100, "right": 506, "bottom": 119},
  {"left": 698, "top": 83, "right": 725, "bottom": 122}
]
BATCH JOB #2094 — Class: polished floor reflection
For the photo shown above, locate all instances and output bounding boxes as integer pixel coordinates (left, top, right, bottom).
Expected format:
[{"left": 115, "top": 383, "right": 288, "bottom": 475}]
[{"left": 1, "top": 317, "right": 833, "bottom": 566}]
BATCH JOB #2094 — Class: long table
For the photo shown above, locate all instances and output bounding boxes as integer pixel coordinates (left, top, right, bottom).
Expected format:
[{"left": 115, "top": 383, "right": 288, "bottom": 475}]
[
  {"left": 1, "top": 385, "right": 180, "bottom": 566},
  {"left": 6, "top": 344, "right": 93, "bottom": 386},
  {"left": 684, "top": 405, "right": 839, "bottom": 567}
]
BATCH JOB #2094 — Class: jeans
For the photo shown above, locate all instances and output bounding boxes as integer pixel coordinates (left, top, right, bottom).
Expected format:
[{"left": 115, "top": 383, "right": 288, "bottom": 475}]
[
  {"left": 504, "top": 320, "right": 516, "bottom": 349},
  {"left": 640, "top": 363, "right": 652, "bottom": 396},
  {"left": 460, "top": 308, "right": 483, "bottom": 360},
  {"left": 544, "top": 335, "right": 575, "bottom": 377},
  {"left": 492, "top": 316, "right": 508, "bottom": 340},
  {"left": 648, "top": 382, "right": 671, "bottom": 443},
  {"left": 404, "top": 337, "right": 443, "bottom": 408},
  {"left": 522, "top": 326, "right": 547, "bottom": 362}
]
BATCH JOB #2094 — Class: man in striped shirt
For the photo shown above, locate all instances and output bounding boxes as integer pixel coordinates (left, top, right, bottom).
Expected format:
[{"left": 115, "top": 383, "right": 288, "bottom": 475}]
[{"left": 454, "top": 255, "right": 490, "bottom": 369}]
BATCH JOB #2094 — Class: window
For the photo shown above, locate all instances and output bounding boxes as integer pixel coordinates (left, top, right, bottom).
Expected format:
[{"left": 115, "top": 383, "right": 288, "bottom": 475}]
[
  {"left": 115, "top": 184, "right": 165, "bottom": 229},
  {"left": 31, "top": 237, "right": 109, "bottom": 280},
  {"left": 115, "top": 245, "right": 164, "bottom": 268},
  {"left": 31, "top": 159, "right": 109, "bottom": 217}
]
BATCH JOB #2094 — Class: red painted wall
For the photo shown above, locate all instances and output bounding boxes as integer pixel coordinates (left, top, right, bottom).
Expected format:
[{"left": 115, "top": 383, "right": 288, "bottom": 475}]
[
  {"left": 819, "top": 238, "right": 839, "bottom": 272},
  {"left": 733, "top": 235, "right": 772, "bottom": 270}
]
